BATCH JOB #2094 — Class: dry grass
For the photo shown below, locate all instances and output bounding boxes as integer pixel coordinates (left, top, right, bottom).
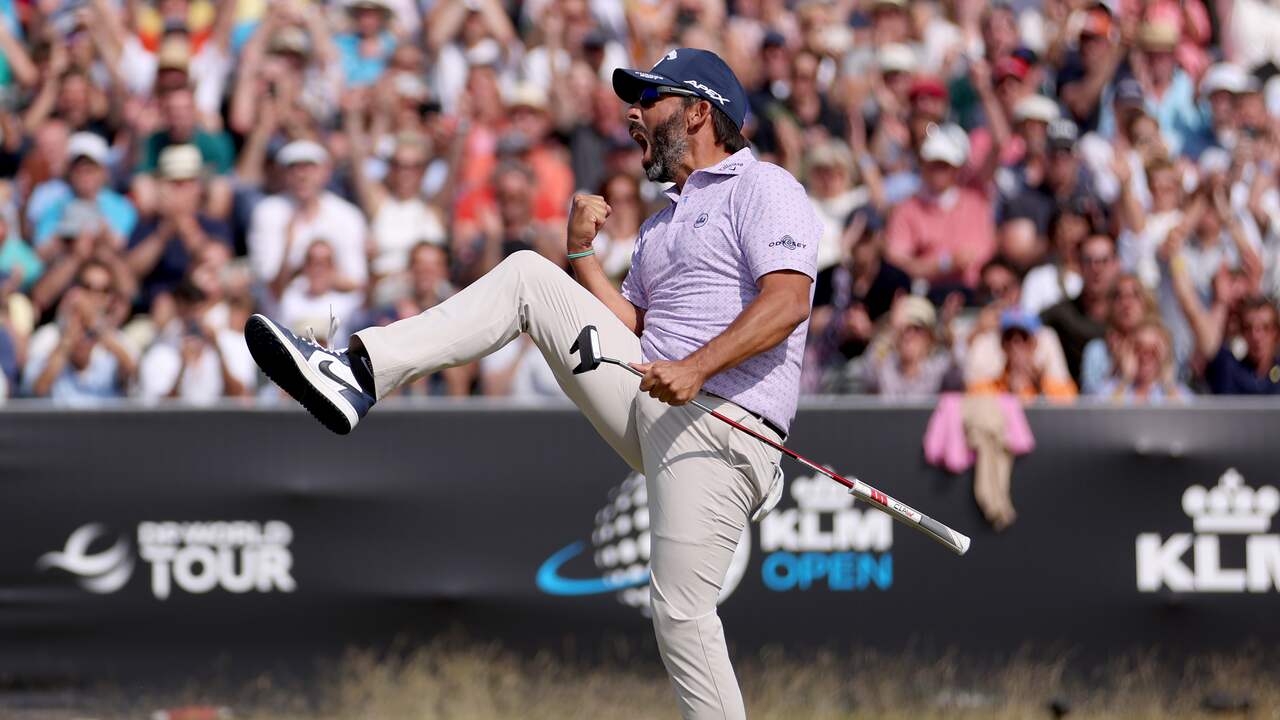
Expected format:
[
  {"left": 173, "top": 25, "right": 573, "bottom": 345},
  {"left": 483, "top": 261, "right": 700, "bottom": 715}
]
[
  {"left": 231, "top": 642, "right": 1279, "bottom": 720},
  {"left": 11, "top": 642, "right": 1279, "bottom": 719}
]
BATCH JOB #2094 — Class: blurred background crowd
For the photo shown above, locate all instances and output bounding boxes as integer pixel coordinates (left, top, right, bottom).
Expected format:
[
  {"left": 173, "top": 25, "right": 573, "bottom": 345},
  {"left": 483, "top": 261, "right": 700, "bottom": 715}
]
[{"left": 1, "top": 0, "right": 1279, "bottom": 406}]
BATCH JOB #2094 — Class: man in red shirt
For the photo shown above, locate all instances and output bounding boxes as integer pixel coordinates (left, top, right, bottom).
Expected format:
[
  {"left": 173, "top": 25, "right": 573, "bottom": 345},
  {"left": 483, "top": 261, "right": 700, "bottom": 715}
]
[{"left": 885, "top": 125, "right": 996, "bottom": 292}]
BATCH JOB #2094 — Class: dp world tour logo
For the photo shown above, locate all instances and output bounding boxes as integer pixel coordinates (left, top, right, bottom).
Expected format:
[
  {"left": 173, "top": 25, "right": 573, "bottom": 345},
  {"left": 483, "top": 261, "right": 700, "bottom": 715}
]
[
  {"left": 1137, "top": 469, "right": 1280, "bottom": 593},
  {"left": 37, "top": 523, "right": 135, "bottom": 594},
  {"left": 537, "top": 472, "right": 751, "bottom": 614},
  {"left": 39, "top": 521, "right": 296, "bottom": 599}
]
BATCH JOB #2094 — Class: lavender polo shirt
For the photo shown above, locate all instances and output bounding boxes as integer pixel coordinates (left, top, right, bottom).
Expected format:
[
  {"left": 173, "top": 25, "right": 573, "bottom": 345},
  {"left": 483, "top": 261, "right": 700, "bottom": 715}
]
[{"left": 620, "top": 148, "right": 822, "bottom": 433}]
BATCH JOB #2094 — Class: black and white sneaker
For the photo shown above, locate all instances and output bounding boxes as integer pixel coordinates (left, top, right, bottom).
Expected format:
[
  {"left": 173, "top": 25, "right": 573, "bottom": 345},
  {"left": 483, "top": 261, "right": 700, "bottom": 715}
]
[{"left": 245, "top": 314, "right": 375, "bottom": 435}]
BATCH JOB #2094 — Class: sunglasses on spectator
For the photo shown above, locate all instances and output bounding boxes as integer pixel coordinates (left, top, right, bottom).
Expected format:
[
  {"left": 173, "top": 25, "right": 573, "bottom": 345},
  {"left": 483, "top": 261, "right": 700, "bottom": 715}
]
[
  {"left": 1081, "top": 252, "right": 1115, "bottom": 266},
  {"left": 637, "top": 85, "right": 698, "bottom": 109}
]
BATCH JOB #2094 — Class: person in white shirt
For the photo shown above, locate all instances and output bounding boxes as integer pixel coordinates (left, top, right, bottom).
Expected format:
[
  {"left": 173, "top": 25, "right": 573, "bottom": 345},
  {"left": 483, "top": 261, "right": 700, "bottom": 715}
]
[
  {"left": 138, "top": 280, "right": 255, "bottom": 404},
  {"left": 278, "top": 240, "right": 364, "bottom": 348},
  {"left": 248, "top": 140, "right": 369, "bottom": 307}
]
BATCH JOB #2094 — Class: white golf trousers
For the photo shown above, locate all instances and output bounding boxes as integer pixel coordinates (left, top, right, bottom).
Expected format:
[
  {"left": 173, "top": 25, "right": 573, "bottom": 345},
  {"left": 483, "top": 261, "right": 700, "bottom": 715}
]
[{"left": 353, "top": 251, "right": 781, "bottom": 720}]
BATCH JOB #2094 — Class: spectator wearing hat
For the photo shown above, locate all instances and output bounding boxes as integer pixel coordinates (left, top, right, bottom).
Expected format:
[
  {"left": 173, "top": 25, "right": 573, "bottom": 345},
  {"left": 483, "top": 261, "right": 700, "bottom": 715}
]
[
  {"left": 873, "top": 73, "right": 954, "bottom": 204},
  {"left": 965, "top": 259, "right": 1076, "bottom": 399},
  {"left": 248, "top": 140, "right": 368, "bottom": 299},
  {"left": 804, "top": 208, "right": 912, "bottom": 392},
  {"left": 115, "top": 4, "right": 236, "bottom": 125},
  {"left": 841, "top": 0, "right": 921, "bottom": 79},
  {"left": 276, "top": 239, "right": 365, "bottom": 349},
  {"left": 132, "top": 84, "right": 235, "bottom": 219},
  {"left": 1041, "top": 233, "right": 1120, "bottom": 382},
  {"left": 1132, "top": 19, "right": 1203, "bottom": 157},
  {"left": 33, "top": 133, "right": 137, "bottom": 252},
  {"left": 1078, "top": 78, "right": 1153, "bottom": 205},
  {"left": 886, "top": 124, "right": 998, "bottom": 293},
  {"left": 1001, "top": 117, "right": 1102, "bottom": 236},
  {"left": 137, "top": 277, "right": 255, "bottom": 403},
  {"left": 1189, "top": 63, "right": 1259, "bottom": 158},
  {"left": 335, "top": 0, "right": 397, "bottom": 87},
  {"left": 968, "top": 308, "right": 1077, "bottom": 401},
  {"left": 1080, "top": 272, "right": 1161, "bottom": 395},
  {"left": 1057, "top": 4, "right": 1128, "bottom": 133},
  {"left": 806, "top": 138, "right": 880, "bottom": 272},
  {"left": 965, "top": 52, "right": 1040, "bottom": 171},
  {"left": 846, "top": 293, "right": 963, "bottom": 398},
  {"left": 125, "top": 144, "right": 232, "bottom": 312},
  {"left": 229, "top": 4, "right": 342, "bottom": 138}
]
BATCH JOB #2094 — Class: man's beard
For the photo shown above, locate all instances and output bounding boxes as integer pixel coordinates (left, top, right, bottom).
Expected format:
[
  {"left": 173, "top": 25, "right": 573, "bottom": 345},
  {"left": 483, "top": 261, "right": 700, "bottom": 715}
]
[{"left": 638, "top": 112, "right": 688, "bottom": 183}]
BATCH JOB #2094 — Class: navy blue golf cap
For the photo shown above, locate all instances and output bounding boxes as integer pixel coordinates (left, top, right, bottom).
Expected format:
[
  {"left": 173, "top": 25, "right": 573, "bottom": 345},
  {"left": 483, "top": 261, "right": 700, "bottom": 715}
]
[{"left": 613, "top": 48, "right": 749, "bottom": 130}]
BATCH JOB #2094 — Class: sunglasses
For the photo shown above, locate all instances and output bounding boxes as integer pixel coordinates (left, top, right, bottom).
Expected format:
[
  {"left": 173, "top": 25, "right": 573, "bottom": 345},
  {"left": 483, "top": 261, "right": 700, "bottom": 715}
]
[{"left": 637, "top": 85, "right": 698, "bottom": 109}]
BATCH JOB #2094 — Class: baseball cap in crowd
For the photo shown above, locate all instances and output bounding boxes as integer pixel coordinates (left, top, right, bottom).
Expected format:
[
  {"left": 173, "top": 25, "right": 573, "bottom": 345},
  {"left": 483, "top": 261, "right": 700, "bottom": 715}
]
[
  {"left": 872, "top": 0, "right": 909, "bottom": 10},
  {"left": 994, "top": 55, "right": 1031, "bottom": 83},
  {"left": 277, "top": 140, "right": 329, "bottom": 166},
  {"left": 158, "top": 144, "right": 203, "bottom": 180},
  {"left": 465, "top": 39, "right": 502, "bottom": 67},
  {"left": 582, "top": 28, "right": 608, "bottom": 51},
  {"left": 877, "top": 44, "right": 918, "bottom": 75},
  {"left": 1198, "top": 146, "right": 1231, "bottom": 177},
  {"left": 1114, "top": 77, "right": 1146, "bottom": 107},
  {"left": 1013, "top": 94, "right": 1060, "bottom": 124},
  {"left": 1000, "top": 309, "right": 1041, "bottom": 336},
  {"left": 1138, "top": 20, "right": 1179, "bottom": 52},
  {"left": 898, "top": 296, "right": 937, "bottom": 328},
  {"left": 847, "top": 205, "right": 886, "bottom": 235},
  {"left": 344, "top": 0, "right": 391, "bottom": 12},
  {"left": 270, "top": 26, "right": 311, "bottom": 57},
  {"left": 1200, "top": 63, "right": 1258, "bottom": 97},
  {"left": 613, "top": 48, "right": 750, "bottom": 130},
  {"left": 908, "top": 75, "right": 948, "bottom": 101},
  {"left": 805, "top": 137, "right": 853, "bottom": 173},
  {"left": 1079, "top": 5, "right": 1113, "bottom": 39},
  {"left": 68, "top": 132, "right": 109, "bottom": 165},
  {"left": 505, "top": 82, "right": 548, "bottom": 112},
  {"left": 919, "top": 124, "right": 969, "bottom": 167},
  {"left": 1047, "top": 118, "right": 1079, "bottom": 151},
  {"left": 157, "top": 35, "right": 191, "bottom": 71},
  {"left": 762, "top": 30, "right": 787, "bottom": 50}
]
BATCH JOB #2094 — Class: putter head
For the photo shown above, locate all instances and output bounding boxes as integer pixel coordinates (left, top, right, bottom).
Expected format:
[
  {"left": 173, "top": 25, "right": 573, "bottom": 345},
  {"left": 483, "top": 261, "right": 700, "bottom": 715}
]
[{"left": 570, "top": 325, "right": 603, "bottom": 374}]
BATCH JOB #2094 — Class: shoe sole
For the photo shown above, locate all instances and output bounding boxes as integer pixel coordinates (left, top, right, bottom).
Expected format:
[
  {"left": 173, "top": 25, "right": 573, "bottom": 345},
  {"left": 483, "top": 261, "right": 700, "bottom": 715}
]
[{"left": 245, "top": 314, "right": 358, "bottom": 435}]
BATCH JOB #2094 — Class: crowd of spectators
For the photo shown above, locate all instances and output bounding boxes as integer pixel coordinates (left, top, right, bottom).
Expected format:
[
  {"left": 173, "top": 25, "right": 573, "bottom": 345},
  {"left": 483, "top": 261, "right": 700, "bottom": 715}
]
[{"left": 0, "top": 0, "right": 1278, "bottom": 406}]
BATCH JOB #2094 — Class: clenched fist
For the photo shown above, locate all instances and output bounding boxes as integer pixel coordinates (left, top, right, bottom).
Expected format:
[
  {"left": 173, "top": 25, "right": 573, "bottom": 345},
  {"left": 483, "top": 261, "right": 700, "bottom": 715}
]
[
  {"left": 567, "top": 194, "right": 612, "bottom": 255},
  {"left": 631, "top": 358, "right": 708, "bottom": 406}
]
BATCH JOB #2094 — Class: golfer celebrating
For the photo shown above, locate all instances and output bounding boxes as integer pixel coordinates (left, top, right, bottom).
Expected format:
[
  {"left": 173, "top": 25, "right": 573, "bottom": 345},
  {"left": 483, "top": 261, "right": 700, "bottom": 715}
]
[{"left": 245, "top": 48, "right": 820, "bottom": 720}]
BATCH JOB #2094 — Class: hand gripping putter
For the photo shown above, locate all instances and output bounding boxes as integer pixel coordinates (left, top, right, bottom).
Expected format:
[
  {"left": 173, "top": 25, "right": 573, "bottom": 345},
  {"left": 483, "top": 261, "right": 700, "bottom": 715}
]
[{"left": 571, "top": 325, "right": 971, "bottom": 556}]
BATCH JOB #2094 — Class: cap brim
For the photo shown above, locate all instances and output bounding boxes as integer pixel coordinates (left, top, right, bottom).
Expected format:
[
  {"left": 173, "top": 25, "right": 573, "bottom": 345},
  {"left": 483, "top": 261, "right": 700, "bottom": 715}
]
[{"left": 612, "top": 68, "right": 683, "bottom": 104}]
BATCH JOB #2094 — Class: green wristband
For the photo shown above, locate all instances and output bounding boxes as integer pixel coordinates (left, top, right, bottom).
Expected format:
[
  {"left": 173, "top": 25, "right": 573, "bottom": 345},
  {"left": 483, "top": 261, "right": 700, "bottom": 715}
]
[{"left": 567, "top": 248, "right": 595, "bottom": 260}]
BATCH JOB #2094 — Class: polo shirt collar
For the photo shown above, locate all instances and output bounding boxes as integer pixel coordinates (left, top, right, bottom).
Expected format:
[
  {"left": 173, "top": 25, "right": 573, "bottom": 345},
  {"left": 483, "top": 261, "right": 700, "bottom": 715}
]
[{"left": 663, "top": 148, "right": 756, "bottom": 202}]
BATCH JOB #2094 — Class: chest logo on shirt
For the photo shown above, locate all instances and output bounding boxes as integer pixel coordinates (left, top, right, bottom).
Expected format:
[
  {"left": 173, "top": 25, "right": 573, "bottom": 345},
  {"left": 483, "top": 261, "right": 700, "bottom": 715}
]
[
  {"left": 694, "top": 212, "right": 709, "bottom": 228},
  {"left": 768, "top": 235, "right": 806, "bottom": 250}
]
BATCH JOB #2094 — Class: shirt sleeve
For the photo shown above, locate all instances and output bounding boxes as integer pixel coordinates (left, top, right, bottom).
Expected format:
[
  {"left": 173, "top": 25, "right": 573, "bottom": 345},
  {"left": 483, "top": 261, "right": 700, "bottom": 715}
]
[{"left": 734, "top": 165, "right": 820, "bottom": 281}]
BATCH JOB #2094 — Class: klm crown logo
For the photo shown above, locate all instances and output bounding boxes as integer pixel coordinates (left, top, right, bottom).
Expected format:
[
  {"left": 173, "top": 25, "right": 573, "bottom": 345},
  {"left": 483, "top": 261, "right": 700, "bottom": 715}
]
[{"left": 1181, "top": 468, "right": 1280, "bottom": 534}]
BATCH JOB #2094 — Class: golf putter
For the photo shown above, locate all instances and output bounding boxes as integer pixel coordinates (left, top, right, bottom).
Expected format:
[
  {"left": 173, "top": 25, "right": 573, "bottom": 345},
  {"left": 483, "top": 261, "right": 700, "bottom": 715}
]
[{"left": 571, "top": 325, "right": 971, "bottom": 556}]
